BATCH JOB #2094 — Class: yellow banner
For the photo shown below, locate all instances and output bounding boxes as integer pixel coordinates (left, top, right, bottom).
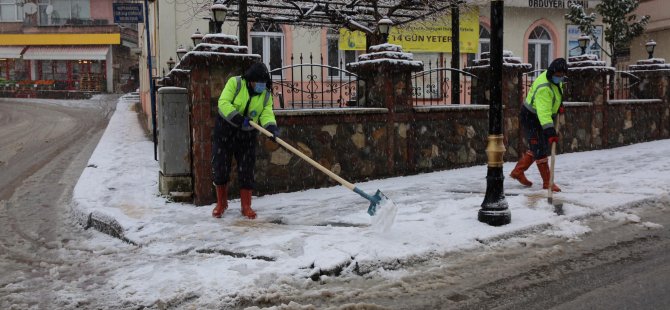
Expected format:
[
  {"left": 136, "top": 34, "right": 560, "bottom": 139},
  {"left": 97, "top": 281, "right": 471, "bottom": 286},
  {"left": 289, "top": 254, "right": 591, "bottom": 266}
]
[
  {"left": 388, "top": 7, "right": 480, "bottom": 53},
  {"left": 0, "top": 33, "right": 121, "bottom": 46},
  {"left": 339, "top": 29, "right": 367, "bottom": 51}
]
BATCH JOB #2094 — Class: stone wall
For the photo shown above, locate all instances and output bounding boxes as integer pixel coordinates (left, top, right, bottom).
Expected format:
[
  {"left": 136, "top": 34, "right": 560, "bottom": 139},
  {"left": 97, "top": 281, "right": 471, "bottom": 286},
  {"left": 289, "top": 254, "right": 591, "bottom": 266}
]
[{"left": 161, "top": 39, "right": 670, "bottom": 204}]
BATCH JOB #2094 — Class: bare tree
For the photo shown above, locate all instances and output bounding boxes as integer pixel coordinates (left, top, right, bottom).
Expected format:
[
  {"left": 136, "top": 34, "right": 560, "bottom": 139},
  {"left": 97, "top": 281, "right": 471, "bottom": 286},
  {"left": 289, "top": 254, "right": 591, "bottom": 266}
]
[{"left": 178, "top": 0, "right": 471, "bottom": 46}]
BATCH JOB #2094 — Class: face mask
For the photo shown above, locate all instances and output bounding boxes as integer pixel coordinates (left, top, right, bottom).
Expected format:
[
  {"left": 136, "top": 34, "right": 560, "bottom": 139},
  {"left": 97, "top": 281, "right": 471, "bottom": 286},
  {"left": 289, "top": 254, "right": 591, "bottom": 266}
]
[
  {"left": 254, "top": 83, "right": 266, "bottom": 93},
  {"left": 552, "top": 76, "right": 564, "bottom": 84}
]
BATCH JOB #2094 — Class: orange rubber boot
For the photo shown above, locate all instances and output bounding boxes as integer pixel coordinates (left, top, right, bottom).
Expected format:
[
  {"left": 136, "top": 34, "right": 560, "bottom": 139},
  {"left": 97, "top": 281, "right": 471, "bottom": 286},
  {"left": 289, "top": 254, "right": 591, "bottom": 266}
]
[
  {"left": 536, "top": 159, "right": 561, "bottom": 192},
  {"left": 510, "top": 151, "right": 534, "bottom": 187},
  {"left": 240, "top": 189, "right": 257, "bottom": 219},
  {"left": 212, "top": 185, "right": 228, "bottom": 218}
]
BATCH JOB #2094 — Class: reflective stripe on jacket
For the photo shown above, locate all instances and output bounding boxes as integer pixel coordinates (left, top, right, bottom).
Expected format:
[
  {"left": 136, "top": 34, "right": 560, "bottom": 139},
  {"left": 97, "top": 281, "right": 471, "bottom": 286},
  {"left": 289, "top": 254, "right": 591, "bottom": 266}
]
[
  {"left": 217, "top": 76, "right": 276, "bottom": 131},
  {"left": 523, "top": 71, "right": 563, "bottom": 129}
]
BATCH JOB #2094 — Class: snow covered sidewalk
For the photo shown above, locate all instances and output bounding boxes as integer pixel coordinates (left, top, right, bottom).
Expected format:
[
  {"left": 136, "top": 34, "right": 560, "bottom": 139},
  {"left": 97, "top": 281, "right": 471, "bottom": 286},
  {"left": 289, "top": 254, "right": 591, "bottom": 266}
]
[{"left": 71, "top": 94, "right": 670, "bottom": 304}]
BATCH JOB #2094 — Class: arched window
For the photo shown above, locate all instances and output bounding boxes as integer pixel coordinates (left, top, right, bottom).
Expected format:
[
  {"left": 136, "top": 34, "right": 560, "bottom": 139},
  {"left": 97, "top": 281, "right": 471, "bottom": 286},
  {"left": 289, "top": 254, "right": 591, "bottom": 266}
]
[
  {"left": 467, "top": 24, "right": 491, "bottom": 66},
  {"left": 326, "top": 29, "right": 358, "bottom": 78},
  {"left": 528, "top": 26, "right": 553, "bottom": 77},
  {"left": 250, "top": 21, "right": 284, "bottom": 78}
]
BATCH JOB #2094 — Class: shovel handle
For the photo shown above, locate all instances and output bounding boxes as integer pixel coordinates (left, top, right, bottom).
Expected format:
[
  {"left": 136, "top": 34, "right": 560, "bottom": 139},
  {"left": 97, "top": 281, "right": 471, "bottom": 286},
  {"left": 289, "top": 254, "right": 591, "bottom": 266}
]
[
  {"left": 249, "top": 120, "right": 356, "bottom": 191},
  {"left": 548, "top": 118, "right": 560, "bottom": 200}
]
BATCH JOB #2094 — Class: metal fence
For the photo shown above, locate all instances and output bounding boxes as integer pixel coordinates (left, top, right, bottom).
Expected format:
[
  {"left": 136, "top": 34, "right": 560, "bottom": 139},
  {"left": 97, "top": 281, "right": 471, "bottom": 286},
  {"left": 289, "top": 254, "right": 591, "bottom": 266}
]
[
  {"left": 610, "top": 64, "right": 640, "bottom": 100},
  {"left": 411, "top": 57, "right": 478, "bottom": 106},
  {"left": 269, "top": 53, "right": 363, "bottom": 109}
]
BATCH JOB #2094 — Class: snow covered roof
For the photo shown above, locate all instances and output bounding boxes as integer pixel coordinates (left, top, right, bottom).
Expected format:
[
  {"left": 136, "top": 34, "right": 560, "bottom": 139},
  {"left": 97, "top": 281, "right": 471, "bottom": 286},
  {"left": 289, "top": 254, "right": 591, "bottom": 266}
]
[
  {"left": 568, "top": 54, "right": 599, "bottom": 62},
  {"left": 202, "top": 34, "right": 240, "bottom": 46},
  {"left": 194, "top": 43, "right": 249, "bottom": 54},
  {"left": 347, "top": 43, "right": 423, "bottom": 72},
  {"left": 466, "top": 51, "right": 533, "bottom": 71},
  {"left": 629, "top": 58, "right": 670, "bottom": 71}
]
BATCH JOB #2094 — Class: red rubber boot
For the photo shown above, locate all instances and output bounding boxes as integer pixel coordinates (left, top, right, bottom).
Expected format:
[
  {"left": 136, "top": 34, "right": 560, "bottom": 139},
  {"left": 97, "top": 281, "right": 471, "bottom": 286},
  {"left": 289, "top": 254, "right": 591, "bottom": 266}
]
[
  {"left": 240, "top": 189, "right": 257, "bottom": 219},
  {"left": 510, "top": 151, "right": 534, "bottom": 187},
  {"left": 536, "top": 159, "right": 561, "bottom": 192},
  {"left": 212, "top": 185, "right": 228, "bottom": 218}
]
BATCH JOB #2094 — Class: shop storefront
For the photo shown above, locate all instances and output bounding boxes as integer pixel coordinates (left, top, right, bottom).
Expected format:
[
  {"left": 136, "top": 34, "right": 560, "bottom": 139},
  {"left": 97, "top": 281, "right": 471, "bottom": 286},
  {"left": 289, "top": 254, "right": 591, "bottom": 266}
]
[
  {"left": 0, "top": 31, "right": 119, "bottom": 96},
  {"left": 0, "top": 46, "right": 28, "bottom": 89},
  {"left": 22, "top": 46, "right": 110, "bottom": 92}
]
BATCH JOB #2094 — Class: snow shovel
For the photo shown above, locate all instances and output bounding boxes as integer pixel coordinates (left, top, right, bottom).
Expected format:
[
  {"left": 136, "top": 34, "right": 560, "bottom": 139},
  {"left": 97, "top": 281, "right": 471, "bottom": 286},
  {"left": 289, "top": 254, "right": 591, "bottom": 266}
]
[
  {"left": 248, "top": 120, "right": 398, "bottom": 231},
  {"left": 548, "top": 120, "right": 564, "bottom": 215}
]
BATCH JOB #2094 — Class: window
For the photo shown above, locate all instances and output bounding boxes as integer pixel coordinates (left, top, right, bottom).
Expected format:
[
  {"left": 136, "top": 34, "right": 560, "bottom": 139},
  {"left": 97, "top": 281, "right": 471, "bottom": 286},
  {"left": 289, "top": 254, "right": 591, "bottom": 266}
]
[
  {"left": 38, "top": 0, "right": 91, "bottom": 26},
  {"left": 250, "top": 21, "right": 284, "bottom": 79},
  {"left": 528, "top": 26, "right": 553, "bottom": 78},
  {"left": 0, "top": 0, "right": 23, "bottom": 21},
  {"left": 326, "top": 30, "right": 358, "bottom": 78},
  {"left": 467, "top": 25, "right": 491, "bottom": 66}
]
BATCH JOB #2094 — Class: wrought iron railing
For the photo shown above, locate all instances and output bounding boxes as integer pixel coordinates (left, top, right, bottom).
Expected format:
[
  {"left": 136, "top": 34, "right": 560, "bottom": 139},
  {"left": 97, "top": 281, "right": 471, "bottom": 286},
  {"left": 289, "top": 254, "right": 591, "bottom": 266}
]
[
  {"left": 269, "top": 53, "right": 364, "bottom": 109},
  {"left": 411, "top": 57, "right": 478, "bottom": 106},
  {"left": 610, "top": 65, "right": 640, "bottom": 100}
]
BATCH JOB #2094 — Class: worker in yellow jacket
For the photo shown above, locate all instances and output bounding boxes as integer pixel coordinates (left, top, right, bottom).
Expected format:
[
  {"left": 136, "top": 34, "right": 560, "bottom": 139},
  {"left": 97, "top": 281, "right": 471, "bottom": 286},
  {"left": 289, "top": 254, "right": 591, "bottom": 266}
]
[
  {"left": 211, "top": 62, "right": 279, "bottom": 219},
  {"left": 510, "top": 58, "right": 567, "bottom": 192}
]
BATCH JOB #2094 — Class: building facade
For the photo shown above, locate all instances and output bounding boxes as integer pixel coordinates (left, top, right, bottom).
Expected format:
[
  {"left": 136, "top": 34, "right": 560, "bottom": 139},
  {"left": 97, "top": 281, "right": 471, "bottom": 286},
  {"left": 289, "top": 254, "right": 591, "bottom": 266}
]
[
  {"left": 625, "top": 0, "right": 669, "bottom": 64},
  {"left": 0, "top": 0, "right": 138, "bottom": 96}
]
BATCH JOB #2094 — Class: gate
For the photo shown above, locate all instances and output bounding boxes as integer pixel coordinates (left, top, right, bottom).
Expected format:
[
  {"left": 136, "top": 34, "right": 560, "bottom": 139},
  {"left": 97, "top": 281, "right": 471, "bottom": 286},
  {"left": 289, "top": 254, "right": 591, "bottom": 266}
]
[
  {"left": 412, "top": 58, "right": 478, "bottom": 106},
  {"left": 269, "top": 53, "right": 364, "bottom": 109}
]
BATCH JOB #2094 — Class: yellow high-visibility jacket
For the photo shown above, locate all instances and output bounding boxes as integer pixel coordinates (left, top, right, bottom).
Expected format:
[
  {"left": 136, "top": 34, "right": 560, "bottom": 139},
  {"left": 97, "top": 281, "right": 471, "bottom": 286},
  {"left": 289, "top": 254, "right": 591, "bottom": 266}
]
[
  {"left": 217, "top": 76, "right": 276, "bottom": 131},
  {"left": 523, "top": 71, "right": 563, "bottom": 129}
]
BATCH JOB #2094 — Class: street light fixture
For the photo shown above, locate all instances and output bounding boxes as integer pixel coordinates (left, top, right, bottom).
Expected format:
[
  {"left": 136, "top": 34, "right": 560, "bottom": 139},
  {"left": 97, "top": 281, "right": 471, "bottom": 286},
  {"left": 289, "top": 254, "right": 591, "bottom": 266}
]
[
  {"left": 646, "top": 39, "right": 656, "bottom": 59},
  {"left": 377, "top": 16, "right": 393, "bottom": 43},
  {"left": 479, "top": 0, "right": 510, "bottom": 226},
  {"left": 578, "top": 34, "right": 590, "bottom": 55},
  {"left": 191, "top": 29, "right": 204, "bottom": 46},
  {"left": 176, "top": 45, "right": 188, "bottom": 61},
  {"left": 167, "top": 57, "right": 175, "bottom": 70},
  {"left": 211, "top": 0, "right": 227, "bottom": 33}
]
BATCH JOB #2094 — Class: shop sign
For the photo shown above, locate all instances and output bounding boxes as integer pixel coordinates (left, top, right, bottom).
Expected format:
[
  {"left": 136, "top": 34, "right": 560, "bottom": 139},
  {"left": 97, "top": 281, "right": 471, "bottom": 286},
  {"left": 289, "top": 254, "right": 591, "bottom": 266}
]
[
  {"left": 388, "top": 7, "right": 479, "bottom": 53},
  {"left": 505, "top": 0, "right": 599, "bottom": 9},
  {"left": 113, "top": 3, "right": 144, "bottom": 24},
  {"left": 339, "top": 7, "right": 479, "bottom": 53},
  {"left": 566, "top": 24, "right": 604, "bottom": 59},
  {"left": 339, "top": 29, "right": 367, "bottom": 51}
]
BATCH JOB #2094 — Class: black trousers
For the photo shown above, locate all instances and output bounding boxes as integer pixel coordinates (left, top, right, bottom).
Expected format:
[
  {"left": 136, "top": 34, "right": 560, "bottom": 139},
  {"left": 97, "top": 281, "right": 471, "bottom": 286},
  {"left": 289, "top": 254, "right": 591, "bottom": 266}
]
[
  {"left": 520, "top": 107, "right": 550, "bottom": 160},
  {"left": 211, "top": 115, "right": 257, "bottom": 189}
]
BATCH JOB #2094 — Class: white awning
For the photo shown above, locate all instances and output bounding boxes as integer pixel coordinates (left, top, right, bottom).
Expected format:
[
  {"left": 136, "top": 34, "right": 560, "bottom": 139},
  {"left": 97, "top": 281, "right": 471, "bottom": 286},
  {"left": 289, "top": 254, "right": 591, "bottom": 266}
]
[
  {"left": 22, "top": 46, "right": 109, "bottom": 61},
  {"left": 0, "top": 46, "right": 25, "bottom": 59}
]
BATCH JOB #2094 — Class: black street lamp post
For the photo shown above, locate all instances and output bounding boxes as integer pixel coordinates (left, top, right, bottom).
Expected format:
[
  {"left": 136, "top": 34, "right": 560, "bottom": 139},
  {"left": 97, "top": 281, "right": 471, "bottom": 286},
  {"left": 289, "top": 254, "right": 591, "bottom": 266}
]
[
  {"left": 167, "top": 57, "right": 175, "bottom": 71},
  {"left": 377, "top": 17, "right": 392, "bottom": 43},
  {"left": 646, "top": 39, "right": 656, "bottom": 59},
  {"left": 191, "top": 29, "right": 204, "bottom": 47},
  {"left": 176, "top": 45, "right": 187, "bottom": 61},
  {"left": 211, "top": 0, "right": 227, "bottom": 33},
  {"left": 578, "top": 35, "right": 590, "bottom": 55},
  {"left": 478, "top": 0, "right": 510, "bottom": 226}
]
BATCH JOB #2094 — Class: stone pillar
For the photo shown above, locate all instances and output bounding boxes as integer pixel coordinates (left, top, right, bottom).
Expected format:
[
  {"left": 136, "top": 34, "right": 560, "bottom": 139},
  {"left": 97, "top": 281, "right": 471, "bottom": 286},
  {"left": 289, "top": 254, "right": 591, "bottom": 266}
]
[
  {"left": 165, "top": 34, "right": 260, "bottom": 205},
  {"left": 629, "top": 58, "right": 670, "bottom": 138},
  {"left": 346, "top": 44, "right": 423, "bottom": 112},
  {"left": 464, "top": 51, "right": 532, "bottom": 160},
  {"left": 347, "top": 44, "right": 423, "bottom": 174},
  {"left": 566, "top": 55, "right": 615, "bottom": 148}
]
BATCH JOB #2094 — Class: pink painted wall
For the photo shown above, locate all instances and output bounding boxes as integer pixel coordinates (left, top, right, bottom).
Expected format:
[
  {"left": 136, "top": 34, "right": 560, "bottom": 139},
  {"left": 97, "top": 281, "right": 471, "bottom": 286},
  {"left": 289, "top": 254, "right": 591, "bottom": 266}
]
[{"left": 90, "top": 0, "right": 115, "bottom": 22}]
